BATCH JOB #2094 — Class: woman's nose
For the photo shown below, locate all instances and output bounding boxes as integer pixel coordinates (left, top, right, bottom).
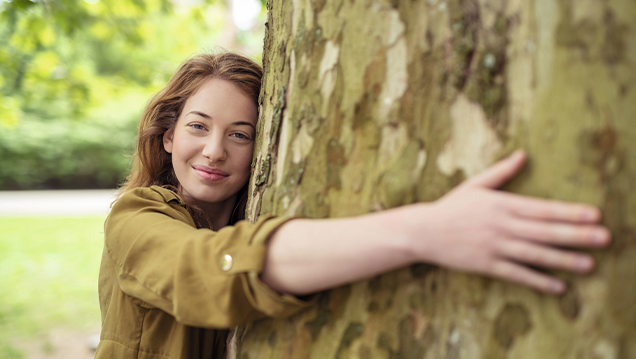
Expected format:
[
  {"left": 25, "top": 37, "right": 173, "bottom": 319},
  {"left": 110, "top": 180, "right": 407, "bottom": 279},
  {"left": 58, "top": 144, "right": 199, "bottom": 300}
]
[{"left": 202, "top": 136, "right": 227, "bottom": 163}]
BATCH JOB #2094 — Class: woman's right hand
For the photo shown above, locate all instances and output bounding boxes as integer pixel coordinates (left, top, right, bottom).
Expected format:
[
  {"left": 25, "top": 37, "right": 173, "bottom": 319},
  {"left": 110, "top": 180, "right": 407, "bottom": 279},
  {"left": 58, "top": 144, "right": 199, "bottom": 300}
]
[{"left": 401, "top": 150, "right": 611, "bottom": 294}]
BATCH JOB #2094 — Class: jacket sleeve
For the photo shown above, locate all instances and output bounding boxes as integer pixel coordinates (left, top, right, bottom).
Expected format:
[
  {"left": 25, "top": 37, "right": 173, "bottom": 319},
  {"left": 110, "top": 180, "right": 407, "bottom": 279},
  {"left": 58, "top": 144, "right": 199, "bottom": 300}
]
[{"left": 103, "top": 186, "right": 315, "bottom": 329}]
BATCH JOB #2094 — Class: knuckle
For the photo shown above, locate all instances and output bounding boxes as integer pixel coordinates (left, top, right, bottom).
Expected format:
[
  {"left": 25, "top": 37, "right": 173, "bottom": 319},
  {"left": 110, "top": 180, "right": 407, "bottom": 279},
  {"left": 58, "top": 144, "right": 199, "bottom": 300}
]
[
  {"left": 545, "top": 251, "right": 563, "bottom": 267},
  {"left": 485, "top": 260, "right": 502, "bottom": 276},
  {"left": 489, "top": 238, "right": 507, "bottom": 254},
  {"left": 490, "top": 219, "right": 508, "bottom": 235},
  {"left": 525, "top": 250, "right": 542, "bottom": 265},
  {"left": 551, "top": 225, "right": 570, "bottom": 241},
  {"left": 565, "top": 254, "right": 580, "bottom": 270}
]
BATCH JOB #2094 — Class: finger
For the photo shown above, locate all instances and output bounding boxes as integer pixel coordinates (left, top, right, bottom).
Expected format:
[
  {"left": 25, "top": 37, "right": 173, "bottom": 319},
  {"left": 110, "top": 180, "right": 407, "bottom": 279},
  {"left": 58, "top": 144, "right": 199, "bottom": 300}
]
[
  {"left": 464, "top": 150, "right": 526, "bottom": 189},
  {"left": 497, "top": 240, "right": 595, "bottom": 273},
  {"left": 489, "top": 260, "right": 566, "bottom": 294},
  {"left": 501, "top": 193, "right": 602, "bottom": 223},
  {"left": 504, "top": 217, "right": 610, "bottom": 248}
]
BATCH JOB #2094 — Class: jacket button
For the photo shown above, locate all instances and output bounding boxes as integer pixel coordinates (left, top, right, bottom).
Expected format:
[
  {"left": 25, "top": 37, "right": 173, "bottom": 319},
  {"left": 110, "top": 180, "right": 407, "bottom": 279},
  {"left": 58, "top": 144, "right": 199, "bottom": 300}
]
[{"left": 221, "top": 254, "right": 233, "bottom": 271}]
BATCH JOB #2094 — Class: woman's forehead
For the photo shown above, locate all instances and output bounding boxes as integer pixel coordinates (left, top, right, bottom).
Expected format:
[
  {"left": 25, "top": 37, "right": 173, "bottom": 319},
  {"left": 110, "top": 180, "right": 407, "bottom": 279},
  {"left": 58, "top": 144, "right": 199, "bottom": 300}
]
[{"left": 183, "top": 78, "right": 258, "bottom": 125}]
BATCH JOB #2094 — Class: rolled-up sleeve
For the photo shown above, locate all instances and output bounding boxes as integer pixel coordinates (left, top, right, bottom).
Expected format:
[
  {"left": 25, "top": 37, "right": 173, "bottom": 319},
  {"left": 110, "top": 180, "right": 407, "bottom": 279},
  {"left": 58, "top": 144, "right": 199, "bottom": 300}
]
[{"left": 104, "top": 186, "right": 314, "bottom": 329}]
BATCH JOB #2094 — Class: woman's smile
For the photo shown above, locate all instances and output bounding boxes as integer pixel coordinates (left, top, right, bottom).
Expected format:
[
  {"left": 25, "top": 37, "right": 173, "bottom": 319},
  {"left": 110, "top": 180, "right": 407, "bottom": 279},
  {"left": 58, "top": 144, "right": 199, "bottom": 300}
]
[{"left": 192, "top": 165, "right": 229, "bottom": 182}]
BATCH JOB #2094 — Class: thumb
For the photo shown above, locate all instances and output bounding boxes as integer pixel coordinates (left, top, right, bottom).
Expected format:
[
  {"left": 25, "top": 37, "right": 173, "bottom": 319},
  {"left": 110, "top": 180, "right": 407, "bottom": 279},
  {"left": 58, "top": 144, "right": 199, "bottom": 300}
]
[{"left": 464, "top": 150, "right": 527, "bottom": 189}]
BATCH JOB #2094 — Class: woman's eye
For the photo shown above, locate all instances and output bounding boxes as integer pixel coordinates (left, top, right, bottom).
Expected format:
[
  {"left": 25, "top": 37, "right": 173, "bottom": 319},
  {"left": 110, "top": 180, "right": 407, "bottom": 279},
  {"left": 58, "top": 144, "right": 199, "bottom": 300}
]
[
  {"left": 231, "top": 133, "right": 250, "bottom": 140},
  {"left": 189, "top": 123, "right": 206, "bottom": 130}
]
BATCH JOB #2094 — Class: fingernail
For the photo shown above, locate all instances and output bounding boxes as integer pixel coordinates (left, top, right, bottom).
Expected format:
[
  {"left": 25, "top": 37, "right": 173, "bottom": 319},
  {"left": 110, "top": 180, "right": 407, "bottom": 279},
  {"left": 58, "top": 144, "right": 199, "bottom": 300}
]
[
  {"left": 581, "top": 210, "right": 597, "bottom": 222},
  {"left": 510, "top": 150, "right": 523, "bottom": 160},
  {"left": 576, "top": 257, "right": 593, "bottom": 271},
  {"left": 592, "top": 230, "right": 607, "bottom": 245},
  {"left": 551, "top": 281, "right": 566, "bottom": 294}
]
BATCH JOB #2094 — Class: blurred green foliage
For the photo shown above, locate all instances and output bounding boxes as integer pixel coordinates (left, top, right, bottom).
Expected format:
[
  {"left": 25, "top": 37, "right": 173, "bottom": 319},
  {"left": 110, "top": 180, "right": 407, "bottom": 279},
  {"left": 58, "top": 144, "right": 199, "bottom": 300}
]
[{"left": 0, "top": 0, "right": 265, "bottom": 190}]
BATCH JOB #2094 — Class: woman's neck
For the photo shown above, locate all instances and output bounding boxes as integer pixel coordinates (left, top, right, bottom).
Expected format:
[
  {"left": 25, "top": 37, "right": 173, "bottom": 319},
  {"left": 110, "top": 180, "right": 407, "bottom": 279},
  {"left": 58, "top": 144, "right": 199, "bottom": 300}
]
[{"left": 185, "top": 194, "right": 238, "bottom": 231}]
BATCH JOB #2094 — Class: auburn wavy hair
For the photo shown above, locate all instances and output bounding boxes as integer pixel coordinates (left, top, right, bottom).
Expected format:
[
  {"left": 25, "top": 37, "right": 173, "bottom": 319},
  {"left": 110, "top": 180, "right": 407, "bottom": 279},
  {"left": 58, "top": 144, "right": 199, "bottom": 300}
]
[{"left": 118, "top": 52, "right": 263, "bottom": 228}]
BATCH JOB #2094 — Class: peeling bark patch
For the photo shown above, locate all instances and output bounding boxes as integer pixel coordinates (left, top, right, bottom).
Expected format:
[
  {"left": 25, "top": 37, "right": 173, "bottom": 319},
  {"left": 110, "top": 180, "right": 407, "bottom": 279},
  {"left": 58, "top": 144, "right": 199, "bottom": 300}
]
[
  {"left": 326, "top": 138, "right": 346, "bottom": 190},
  {"left": 437, "top": 94, "right": 502, "bottom": 177},
  {"left": 378, "top": 37, "right": 408, "bottom": 121},
  {"left": 335, "top": 322, "right": 364, "bottom": 359},
  {"left": 410, "top": 309, "right": 429, "bottom": 339},
  {"left": 386, "top": 9, "right": 405, "bottom": 46},
  {"left": 319, "top": 41, "right": 339, "bottom": 84},
  {"left": 319, "top": 41, "right": 340, "bottom": 82},
  {"left": 492, "top": 304, "right": 532, "bottom": 349},
  {"left": 446, "top": 329, "right": 461, "bottom": 359},
  {"left": 594, "top": 339, "right": 618, "bottom": 359},
  {"left": 558, "top": 285, "right": 581, "bottom": 320},
  {"left": 291, "top": 125, "right": 314, "bottom": 164},
  {"left": 319, "top": 41, "right": 340, "bottom": 113},
  {"left": 354, "top": 51, "right": 386, "bottom": 129},
  {"left": 378, "top": 124, "right": 409, "bottom": 169}
]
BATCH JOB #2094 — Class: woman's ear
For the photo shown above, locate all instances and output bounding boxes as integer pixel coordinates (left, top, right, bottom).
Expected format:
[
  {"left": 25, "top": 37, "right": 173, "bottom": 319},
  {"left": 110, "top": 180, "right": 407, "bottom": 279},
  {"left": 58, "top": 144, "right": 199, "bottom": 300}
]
[{"left": 163, "top": 128, "right": 174, "bottom": 154}]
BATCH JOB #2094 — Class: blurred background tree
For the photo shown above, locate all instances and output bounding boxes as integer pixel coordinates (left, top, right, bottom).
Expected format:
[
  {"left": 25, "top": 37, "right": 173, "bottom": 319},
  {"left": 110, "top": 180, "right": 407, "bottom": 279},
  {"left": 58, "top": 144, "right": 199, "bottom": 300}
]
[
  {"left": 0, "top": 0, "right": 266, "bottom": 190},
  {"left": 0, "top": 1, "right": 267, "bottom": 358}
]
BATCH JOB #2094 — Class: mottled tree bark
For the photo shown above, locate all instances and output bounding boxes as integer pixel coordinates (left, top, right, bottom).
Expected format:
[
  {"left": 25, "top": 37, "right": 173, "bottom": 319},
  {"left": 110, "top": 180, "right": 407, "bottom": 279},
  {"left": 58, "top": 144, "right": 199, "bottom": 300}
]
[{"left": 233, "top": 0, "right": 636, "bottom": 357}]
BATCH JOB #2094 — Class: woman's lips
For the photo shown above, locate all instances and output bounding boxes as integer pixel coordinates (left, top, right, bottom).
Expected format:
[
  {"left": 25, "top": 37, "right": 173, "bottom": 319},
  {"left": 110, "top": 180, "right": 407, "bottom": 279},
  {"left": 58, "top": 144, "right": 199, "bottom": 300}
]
[{"left": 192, "top": 165, "right": 229, "bottom": 182}]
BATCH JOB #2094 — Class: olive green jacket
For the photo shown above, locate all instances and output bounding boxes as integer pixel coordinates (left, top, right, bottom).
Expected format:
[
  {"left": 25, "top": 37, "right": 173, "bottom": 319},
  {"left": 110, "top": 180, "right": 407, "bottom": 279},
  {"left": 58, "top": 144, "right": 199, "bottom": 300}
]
[{"left": 95, "top": 186, "right": 313, "bottom": 359}]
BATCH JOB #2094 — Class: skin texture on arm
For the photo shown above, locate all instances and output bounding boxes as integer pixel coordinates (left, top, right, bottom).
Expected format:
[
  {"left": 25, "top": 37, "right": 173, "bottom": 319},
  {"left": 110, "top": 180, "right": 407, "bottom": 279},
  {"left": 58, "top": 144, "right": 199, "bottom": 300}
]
[{"left": 260, "top": 151, "right": 611, "bottom": 296}]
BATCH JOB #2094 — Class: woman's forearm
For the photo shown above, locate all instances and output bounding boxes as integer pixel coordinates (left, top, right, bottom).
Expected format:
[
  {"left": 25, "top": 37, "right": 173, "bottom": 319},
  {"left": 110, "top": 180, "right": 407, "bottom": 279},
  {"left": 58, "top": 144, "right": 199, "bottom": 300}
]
[{"left": 260, "top": 208, "right": 421, "bottom": 295}]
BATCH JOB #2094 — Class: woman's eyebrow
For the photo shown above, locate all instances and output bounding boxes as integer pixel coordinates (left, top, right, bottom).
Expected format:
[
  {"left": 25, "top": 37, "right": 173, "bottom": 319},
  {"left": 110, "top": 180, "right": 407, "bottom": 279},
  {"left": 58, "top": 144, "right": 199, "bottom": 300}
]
[
  {"left": 233, "top": 121, "right": 256, "bottom": 131},
  {"left": 187, "top": 111, "right": 255, "bottom": 131},
  {"left": 187, "top": 111, "right": 211, "bottom": 119}
]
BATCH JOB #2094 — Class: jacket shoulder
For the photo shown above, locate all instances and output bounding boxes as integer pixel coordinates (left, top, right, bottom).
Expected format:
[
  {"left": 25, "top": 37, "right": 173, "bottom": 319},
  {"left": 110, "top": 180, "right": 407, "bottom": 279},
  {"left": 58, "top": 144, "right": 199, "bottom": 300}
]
[
  {"left": 119, "top": 186, "right": 184, "bottom": 206},
  {"left": 108, "top": 186, "right": 193, "bottom": 230},
  {"left": 113, "top": 186, "right": 187, "bottom": 212}
]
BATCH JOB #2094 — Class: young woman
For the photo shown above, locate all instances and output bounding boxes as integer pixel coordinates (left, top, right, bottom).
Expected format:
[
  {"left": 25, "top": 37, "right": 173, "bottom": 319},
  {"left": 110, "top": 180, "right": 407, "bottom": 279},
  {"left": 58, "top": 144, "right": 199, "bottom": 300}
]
[{"left": 96, "top": 53, "right": 610, "bottom": 359}]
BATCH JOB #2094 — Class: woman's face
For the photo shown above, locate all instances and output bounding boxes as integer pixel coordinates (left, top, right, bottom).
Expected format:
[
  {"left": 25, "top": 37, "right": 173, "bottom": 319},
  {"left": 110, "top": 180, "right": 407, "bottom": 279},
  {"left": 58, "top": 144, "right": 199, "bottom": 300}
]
[{"left": 163, "top": 78, "right": 257, "bottom": 207}]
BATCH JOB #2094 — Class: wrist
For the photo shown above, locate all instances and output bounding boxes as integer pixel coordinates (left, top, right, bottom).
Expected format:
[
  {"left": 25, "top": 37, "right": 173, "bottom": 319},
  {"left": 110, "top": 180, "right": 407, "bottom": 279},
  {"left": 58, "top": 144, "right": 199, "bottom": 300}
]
[
  {"left": 367, "top": 204, "right": 426, "bottom": 267},
  {"left": 396, "top": 202, "right": 441, "bottom": 266}
]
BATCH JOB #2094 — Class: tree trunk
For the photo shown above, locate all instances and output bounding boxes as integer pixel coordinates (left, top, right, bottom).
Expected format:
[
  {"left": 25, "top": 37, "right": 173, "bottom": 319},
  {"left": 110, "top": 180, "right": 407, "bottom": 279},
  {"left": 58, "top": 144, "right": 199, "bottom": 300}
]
[{"left": 235, "top": 0, "right": 636, "bottom": 357}]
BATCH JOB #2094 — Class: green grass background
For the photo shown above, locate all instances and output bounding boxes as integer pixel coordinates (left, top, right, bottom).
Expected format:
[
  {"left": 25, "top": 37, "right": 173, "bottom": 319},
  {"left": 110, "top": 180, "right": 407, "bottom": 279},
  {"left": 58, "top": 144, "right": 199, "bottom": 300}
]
[{"left": 0, "top": 216, "right": 105, "bottom": 358}]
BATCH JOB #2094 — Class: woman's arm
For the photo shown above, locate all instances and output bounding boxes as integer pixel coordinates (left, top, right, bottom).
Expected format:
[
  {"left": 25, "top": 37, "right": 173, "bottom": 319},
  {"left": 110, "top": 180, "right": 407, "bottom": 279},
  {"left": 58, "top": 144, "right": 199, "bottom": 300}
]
[{"left": 261, "top": 151, "right": 611, "bottom": 295}]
